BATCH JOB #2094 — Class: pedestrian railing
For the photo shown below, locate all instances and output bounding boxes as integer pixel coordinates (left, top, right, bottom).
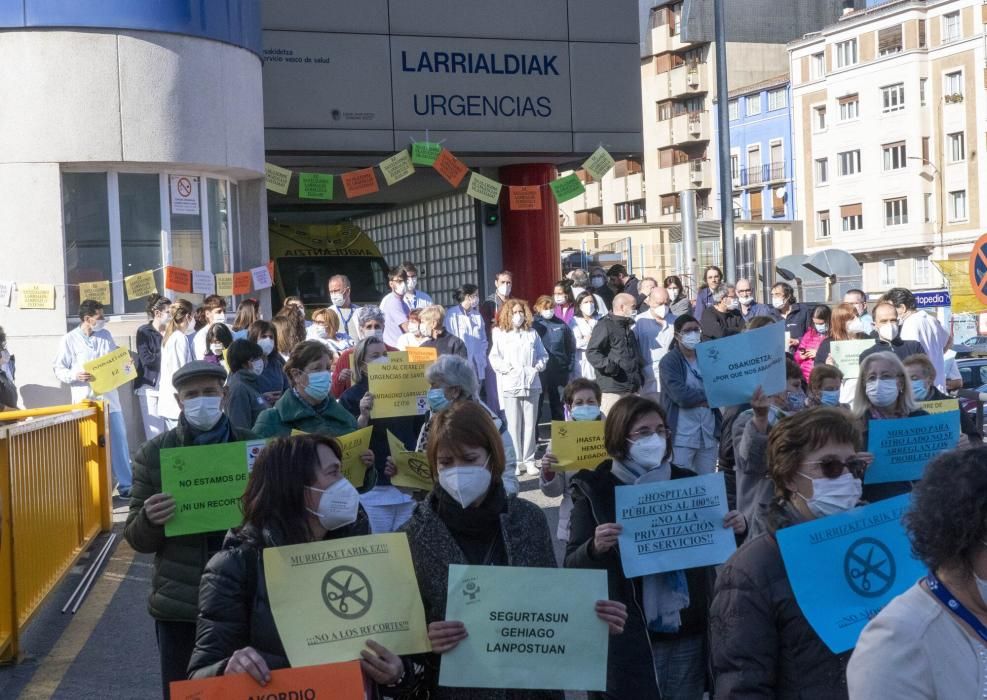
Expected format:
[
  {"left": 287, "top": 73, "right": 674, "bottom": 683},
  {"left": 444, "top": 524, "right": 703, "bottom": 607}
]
[{"left": 0, "top": 401, "right": 112, "bottom": 663}]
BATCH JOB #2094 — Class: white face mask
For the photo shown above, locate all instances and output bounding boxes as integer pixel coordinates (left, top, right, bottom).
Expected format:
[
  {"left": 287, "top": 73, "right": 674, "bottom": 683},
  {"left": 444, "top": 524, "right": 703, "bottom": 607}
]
[
  {"left": 257, "top": 337, "right": 275, "bottom": 356},
  {"left": 212, "top": 312, "right": 226, "bottom": 324},
  {"left": 666, "top": 287, "right": 679, "bottom": 301},
  {"left": 393, "top": 282, "right": 407, "bottom": 296},
  {"left": 847, "top": 317, "right": 865, "bottom": 334},
  {"left": 725, "top": 298, "right": 740, "bottom": 311},
  {"left": 539, "top": 309, "right": 554, "bottom": 320},
  {"left": 91, "top": 318, "right": 107, "bottom": 332},
  {"left": 497, "top": 283, "right": 511, "bottom": 297},
  {"left": 680, "top": 331, "right": 701, "bottom": 349},
  {"left": 209, "top": 343, "right": 224, "bottom": 355},
  {"left": 627, "top": 433, "right": 667, "bottom": 469},
  {"left": 439, "top": 463, "right": 492, "bottom": 508},
  {"left": 866, "top": 378, "right": 899, "bottom": 407},
  {"left": 420, "top": 322, "right": 435, "bottom": 336},
  {"left": 371, "top": 329, "right": 384, "bottom": 340},
  {"left": 771, "top": 297, "right": 787, "bottom": 310},
  {"left": 796, "top": 471, "right": 862, "bottom": 517},
  {"left": 330, "top": 292, "right": 347, "bottom": 307},
  {"left": 159, "top": 312, "right": 172, "bottom": 326},
  {"left": 554, "top": 295, "right": 566, "bottom": 305},
  {"left": 652, "top": 304, "right": 668, "bottom": 319},
  {"left": 408, "top": 322, "right": 420, "bottom": 335},
  {"left": 406, "top": 276, "right": 418, "bottom": 291},
  {"left": 580, "top": 303, "right": 595, "bottom": 317},
  {"left": 183, "top": 322, "right": 197, "bottom": 336},
  {"left": 307, "top": 479, "right": 360, "bottom": 530},
  {"left": 249, "top": 359, "right": 265, "bottom": 375},
  {"left": 182, "top": 395, "right": 223, "bottom": 431},
  {"left": 878, "top": 323, "right": 898, "bottom": 342},
  {"left": 312, "top": 325, "right": 329, "bottom": 339},
  {"left": 512, "top": 312, "right": 524, "bottom": 328},
  {"left": 738, "top": 295, "right": 754, "bottom": 306}
]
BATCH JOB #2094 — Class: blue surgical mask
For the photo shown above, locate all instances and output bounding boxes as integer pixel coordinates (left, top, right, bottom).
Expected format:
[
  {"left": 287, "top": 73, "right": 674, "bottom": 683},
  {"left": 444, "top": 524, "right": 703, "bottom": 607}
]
[
  {"left": 427, "top": 387, "right": 450, "bottom": 413},
  {"left": 571, "top": 405, "right": 601, "bottom": 421},
  {"left": 910, "top": 379, "right": 928, "bottom": 401},
  {"left": 303, "top": 370, "right": 332, "bottom": 402},
  {"left": 820, "top": 389, "right": 840, "bottom": 407}
]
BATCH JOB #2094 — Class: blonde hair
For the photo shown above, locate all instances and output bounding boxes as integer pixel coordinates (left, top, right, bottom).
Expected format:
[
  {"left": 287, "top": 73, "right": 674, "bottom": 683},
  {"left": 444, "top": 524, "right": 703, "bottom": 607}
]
[
  {"left": 163, "top": 299, "right": 195, "bottom": 345},
  {"left": 312, "top": 308, "right": 339, "bottom": 336},
  {"left": 496, "top": 298, "right": 533, "bottom": 332},
  {"left": 533, "top": 295, "right": 554, "bottom": 312},
  {"left": 419, "top": 305, "right": 445, "bottom": 329},
  {"left": 853, "top": 352, "right": 917, "bottom": 419}
]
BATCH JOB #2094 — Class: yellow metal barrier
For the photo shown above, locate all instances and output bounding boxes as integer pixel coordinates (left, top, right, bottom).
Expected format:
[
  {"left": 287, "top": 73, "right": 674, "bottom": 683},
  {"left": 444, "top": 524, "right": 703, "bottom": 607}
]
[{"left": 0, "top": 401, "right": 113, "bottom": 663}]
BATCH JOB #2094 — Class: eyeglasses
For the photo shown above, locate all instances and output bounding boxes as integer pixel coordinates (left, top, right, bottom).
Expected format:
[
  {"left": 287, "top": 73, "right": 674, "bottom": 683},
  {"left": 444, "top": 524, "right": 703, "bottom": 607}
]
[
  {"left": 802, "top": 456, "right": 868, "bottom": 479},
  {"left": 628, "top": 427, "right": 670, "bottom": 440}
]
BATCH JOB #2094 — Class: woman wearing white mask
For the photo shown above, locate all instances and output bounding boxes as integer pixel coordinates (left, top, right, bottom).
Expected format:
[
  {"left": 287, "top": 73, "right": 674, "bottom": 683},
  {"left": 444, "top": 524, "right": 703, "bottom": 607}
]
[
  {"left": 848, "top": 447, "right": 987, "bottom": 699},
  {"left": 307, "top": 307, "right": 352, "bottom": 354},
  {"left": 396, "top": 308, "right": 427, "bottom": 350},
  {"left": 222, "top": 339, "right": 269, "bottom": 432},
  {"left": 659, "top": 315, "right": 720, "bottom": 475},
  {"left": 852, "top": 352, "right": 926, "bottom": 503},
  {"left": 330, "top": 305, "right": 387, "bottom": 399},
  {"left": 247, "top": 320, "right": 289, "bottom": 406},
  {"left": 814, "top": 303, "right": 870, "bottom": 404},
  {"left": 188, "top": 435, "right": 412, "bottom": 695},
  {"left": 135, "top": 294, "right": 173, "bottom": 439},
  {"left": 444, "top": 283, "right": 488, "bottom": 380},
  {"left": 419, "top": 304, "right": 468, "bottom": 359},
  {"left": 488, "top": 299, "right": 549, "bottom": 476},
  {"left": 553, "top": 280, "right": 577, "bottom": 325},
  {"left": 903, "top": 353, "right": 981, "bottom": 446},
  {"left": 401, "top": 401, "right": 627, "bottom": 697},
  {"left": 711, "top": 407, "right": 867, "bottom": 699},
  {"left": 567, "top": 396, "right": 745, "bottom": 700},
  {"left": 570, "top": 291, "right": 600, "bottom": 380},
  {"left": 157, "top": 299, "right": 197, "bottom": 430},
  {"left": 664, "top": 275, "right": 692, "bottom": 317}
]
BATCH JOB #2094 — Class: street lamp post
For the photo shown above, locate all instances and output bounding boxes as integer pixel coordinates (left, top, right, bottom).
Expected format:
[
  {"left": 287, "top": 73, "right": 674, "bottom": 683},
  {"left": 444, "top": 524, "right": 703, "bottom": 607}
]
[{"left": 906, "top": 155, "right": 943, "bottom": 259}]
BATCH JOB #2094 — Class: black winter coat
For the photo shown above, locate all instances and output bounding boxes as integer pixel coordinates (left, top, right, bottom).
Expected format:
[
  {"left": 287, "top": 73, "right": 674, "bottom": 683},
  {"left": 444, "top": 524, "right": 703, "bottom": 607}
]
[
  {"left": 710, "top": 499, "right": 851, "bottom": 699},
  {"left": 135, "top": 322, "right": 163, "bottom": 389},
  {"left": 422, "top": 329, "right": 469, "bottom": 360},
  {"left": 187, "top": 510, "right": 371, "bottom": 679},
  {"left": 585, "top": 314, "right": 644, "bottom": 394},
  {"left": 778, "top": 302, "right": 811, "bottom": 343},
  {"left": 533, "top": 315, "right": 575, "bottom": 375},
  {"left": 566, "top": 461, "right": 715, "bottom": 700}
]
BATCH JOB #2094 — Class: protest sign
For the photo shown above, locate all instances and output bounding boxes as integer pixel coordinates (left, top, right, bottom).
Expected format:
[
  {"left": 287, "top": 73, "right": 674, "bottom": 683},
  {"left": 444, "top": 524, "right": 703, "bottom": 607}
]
[
  {"left": 368, "top": 360, "right": 429, "bottom": 419},
  {"left": 171, "top": 661, "right": 363, "bottom": 700},
  {"left": 124, "top": 271, "right": 157, "bottom": 300},
  {"left": 264, "top": 533, "right": 430, "bottom": 666},
  {"left": 550, "top": 420, "right": 606, "bottom": 471},
  {"left": 250, "top": 265, "right": 272, "bottom": 290},
  {"left": 615, "top": 472, "right": 735, "bottom": 577},
  {"left": 411, "top": 141, "right": 442, "bottom": 166},
  {"left": 440, "top": 565, "right": 608, "bottom": 692},
  {"left": 777, "top": 495, "right": 924, "bottom": 652},
  {"left": 17, "top": 283, "right": 55, "bottom": 309},
  {"left": 84, "top": 347, "right": 136, "bottom": 395},
  {"left": 919, "top": 398, "right": 959, "bottom": 414},
  {"left": 865, "top": 411, "right": 961, "bottom": 484},
  {"left": 466, "top": 172, "right": 503, "bottom": 204},
  {"left": 386, "top": 351, "right": 409, "bottom": 363},
  {"left": 829, "top": 340, "right": 875, "bottom": 380},
  {"left": 336, "top": 426, "right": 373, "bottom": 486},
  {"left": 379, "top": 151, "right": 415, "bottom": 186},
  {"left": 160, "top": 440, "right": 266, "bottom": 537},
  {"left": 433, "top": 149, "right": 469, "bottom": 187},
  {"left": 695, "top": 322, "right": 786, "bottom": 408},
  {"left": 341, "top": 168, "right": 379, "bottom": 198},
  {"left": 192, "top": 270, "right": 215, "bottom": 295},
  {"left": 78, "top": 281, "right": 111, "bottom": 305},
  {"left": 214, "top": 273, "right": 234, "bottom": 297},
  {"left": 386, "top": 430, "right": 434, "bottom": 491},
  {"left": 548, "top": 174, "right": 585, "bottom": 203},
  {"left": 298, "top": 172, "right": 334, "bottom": 200},
  {"left": 509, "top": 186, "right": 542, "bottom": 210},
  {"left": 582, "top": 146, "right": 615, "bottom": 181},
  {"left": 265, "top": 162, "right": 292, "bottom": 194},
  {"left": 406, "top": 346, "right": 437, "bottom": 363}
]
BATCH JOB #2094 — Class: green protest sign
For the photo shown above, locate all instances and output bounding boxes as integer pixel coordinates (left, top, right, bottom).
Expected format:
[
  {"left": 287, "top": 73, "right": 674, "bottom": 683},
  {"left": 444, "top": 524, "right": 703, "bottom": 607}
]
[
  {"left": 411, "top": 142, "right": 442, "bottom": 166},
  {"left": 582, "top": 146, "right": 615, "bottom": 181},
  {"left": 548, "top": 174, "right": 586, "bottom": 203},
  {"left": 160, "top": 440, "right": 267, "bottom": 537},
  {"left": 298, "top": 173, "right": 333, "bottom": 200}
]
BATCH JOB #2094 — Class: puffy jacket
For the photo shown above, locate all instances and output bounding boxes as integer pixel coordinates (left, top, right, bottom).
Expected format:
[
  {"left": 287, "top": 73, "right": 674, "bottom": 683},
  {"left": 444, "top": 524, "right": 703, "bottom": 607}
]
[
  {"left": 254, "top": 352, "right": 289, "bottom": 397},
  {"left": 123, "top": 419, "right": 258, "bottom": 622},
  {"left": 585, "top": 314, "right": 644, "bottom": 394},
  {"left": 188, "top": 513, "right": 371, "bottom": 679},
  {"left": 658, "top": 346, "right": 722, "bottom": 439},
  {"left": 566, "top": 460, "right": 715, "bottom": 700},
  {"left": 222, "top": 369, "right": 267, "bottom": 432},
  {"left": 794, "top": 328, "right": 826, "bottom": 382},
  {"left": 252, "top": 387, "right": 357, "bottom": 438},
  {"left": 488, "top": 327, "right": 549, "bottom": 397},
  {"left": 710, "top": 499, "right": 851, "bottom": 699},
  {"left": 532, "top": 315, "right": 575, "bottom": 375},
  {"left": 421, "top": 329, "right": 468, "bottom": 360}
]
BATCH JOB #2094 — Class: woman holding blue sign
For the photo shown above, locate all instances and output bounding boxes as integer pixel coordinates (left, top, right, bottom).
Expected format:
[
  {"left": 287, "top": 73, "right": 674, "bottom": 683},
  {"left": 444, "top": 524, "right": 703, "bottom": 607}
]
[
  {"left": 710, "top": 407, "right": 867, "bottom": 699},
  {"left": 848, "top": 448, "right": 987, "bottom": 698},
  {"left": 566, "top": 395, "right": 746, "bottom": 700}
]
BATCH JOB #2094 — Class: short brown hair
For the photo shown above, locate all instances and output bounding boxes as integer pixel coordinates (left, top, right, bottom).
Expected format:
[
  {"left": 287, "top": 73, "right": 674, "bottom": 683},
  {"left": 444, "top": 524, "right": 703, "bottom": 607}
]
[
  {"left": 426, "top": 401, "right": 505, "bottom": 482},
  {"left": 809, "top": 364, "right": 843, "bottom": 392},
  {"left": 283, "top": 340, "right": 330, "bottom": 387},
  {"left": 785, "top": 358, "right": 803, "bottom": 382},
  {"left": 202, "top": 294, "right": 227, "bottom": 312},
  {"left": 496, "top": 298, "right": 533, "bottom": 332},
  {"left": 902, "top": 353, "right": 935, "bottom": 380},
  {"left": 604, "top": 396, "right": 670, "bottom": 463},
  {"left": 533, "top": 295, "right": 554, "bottom": 312},
  {"left": 746, "top": 316, "right": 776, "bottom": 331},
  {"left": 767, "top": 407, "right": 860, "bottom": 498},
  {"left": 564, "top": 378, "right": 601, "bottom": 406}
]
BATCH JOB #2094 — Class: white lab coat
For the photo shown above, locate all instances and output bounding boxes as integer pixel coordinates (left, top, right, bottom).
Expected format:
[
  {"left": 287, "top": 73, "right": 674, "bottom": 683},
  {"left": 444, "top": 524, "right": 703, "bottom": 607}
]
[
  {"left": 900, "top": 311, "right": 950, "bottom": 388},
  {"left": 569, "top": 316, "right": 598, "bottom": 380},
  {"left": 52, "top": 328, "right": 122, "bottom": 412},
  {"left": 488, "top": 328, "right": 548, "bottom": 396},
  {"left": 445, "top": 304, "right": 488, "bottom": 380},
  {"left": 157, "top": 331, "right": 193, "bottom": 420},
  {"left": 634, "top": 310, "right": 677, "bottom": 395}
]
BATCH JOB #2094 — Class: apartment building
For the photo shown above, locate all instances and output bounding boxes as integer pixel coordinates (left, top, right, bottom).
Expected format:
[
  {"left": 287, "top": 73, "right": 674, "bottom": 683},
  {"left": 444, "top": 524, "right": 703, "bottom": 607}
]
[{"left": 790, "top": 0, "right": 987, "bottom": 294}]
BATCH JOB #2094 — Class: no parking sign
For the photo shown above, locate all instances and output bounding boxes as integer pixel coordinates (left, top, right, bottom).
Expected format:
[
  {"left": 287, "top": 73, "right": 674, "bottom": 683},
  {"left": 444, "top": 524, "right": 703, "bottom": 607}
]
[{"left": 968, "top": 233, "right": 987, "bottom": 306}]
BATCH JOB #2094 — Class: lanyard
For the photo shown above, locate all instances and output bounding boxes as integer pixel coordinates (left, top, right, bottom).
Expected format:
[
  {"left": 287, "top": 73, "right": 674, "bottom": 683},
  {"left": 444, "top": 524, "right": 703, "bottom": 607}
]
[
  {"left": 926, "top": 573, "right": 987, "bottom": 643},
  {"left": 336, "top": 306, "right": 353, "bottom": 328}
]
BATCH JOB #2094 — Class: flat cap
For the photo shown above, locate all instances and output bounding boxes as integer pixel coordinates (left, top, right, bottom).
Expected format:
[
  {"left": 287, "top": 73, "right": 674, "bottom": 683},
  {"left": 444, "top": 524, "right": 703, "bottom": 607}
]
[{"left": 172, "top": 360, "right": 227, "bottom": 388}]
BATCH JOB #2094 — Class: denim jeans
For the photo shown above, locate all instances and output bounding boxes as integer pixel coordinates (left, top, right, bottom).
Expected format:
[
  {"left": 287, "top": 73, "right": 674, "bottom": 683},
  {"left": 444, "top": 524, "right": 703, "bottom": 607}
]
[
  {"left": 651, "top": 634, "right": 705, "bottom": 700},
  {"left": 108, "top": 410, "right": 132, "bottom": 491}
]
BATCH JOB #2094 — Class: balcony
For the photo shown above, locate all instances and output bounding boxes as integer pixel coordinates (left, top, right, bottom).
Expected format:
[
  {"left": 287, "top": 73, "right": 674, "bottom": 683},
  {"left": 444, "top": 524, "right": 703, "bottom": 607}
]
[
  {"left": 648, "top": 25, "right": 691, "bottom": 55},
  {"left": 668, "top": 63, "right": 706, "bottom": 98},
  {"left": 739, "top": 162, "right": 785, "bottom": 188},
  {"left": 611, "top": 171, "right": 644, "bottom": 202}
]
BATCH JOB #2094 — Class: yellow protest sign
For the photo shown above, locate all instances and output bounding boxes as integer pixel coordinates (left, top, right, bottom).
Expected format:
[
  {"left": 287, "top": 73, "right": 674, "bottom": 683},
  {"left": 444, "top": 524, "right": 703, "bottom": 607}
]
[
  {"left": 387, "top": 430, "right": 434, "bottom": 491},
  {"left": 265, "top": 162, "right": 292, "bottom": 195},
  {"left": 387, "top": 351, "right": 409, "bottom": 363},
  {"left": 920, "top": 398, "right": 960, "bottom": 414},
  {"left": 124, "top": 270, "right": 157, "bottom": 300},
  {"left": 551, "top": 420, "right": 607, "bottom": 471},
  {"left": 78, "top": 281, "right": 111, "bottom": 305},
  {"left": 84, "top": 347, "right": 136, "bottom": 395},
  {"left": 337, "top": 426, "right": 373, "bottom": 486},
  {"left": 378, "top": 150, "right": 415, "bottom": 186},
  {"left": 368, "top": 360, "right": 429, "bottom": 419},
  {"left": 407, "top": 346, "right": 437, "bottom": 363},
  {"left": 18, "top": 283, "right": 55, "bottom": 309},
  {"left": 214, "top": 273, "right": 234, "bottom": 297},
  {"left": 263, "top": 533, "right": 430, "bottom": 666}
]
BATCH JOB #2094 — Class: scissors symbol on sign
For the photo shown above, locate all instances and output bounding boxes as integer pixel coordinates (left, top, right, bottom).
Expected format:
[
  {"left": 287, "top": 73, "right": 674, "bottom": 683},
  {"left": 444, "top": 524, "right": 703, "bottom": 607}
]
[
  {"left": 843, "top": 537, "right": 896, "bottom": 598},
  {"left": 322, "top": 565, "right": 373, "bottom": 619}
]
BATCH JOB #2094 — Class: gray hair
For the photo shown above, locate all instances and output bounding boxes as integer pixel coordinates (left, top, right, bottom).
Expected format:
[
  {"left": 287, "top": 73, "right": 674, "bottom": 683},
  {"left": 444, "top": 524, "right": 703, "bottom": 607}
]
[
  {"left": 425, "top": 354, "right": 479, "bottom": 398},
  {"left": 569, "top": 268, "right": 589, "bottom": 286},
  {"left": 711, "top": 283, "right": 736, "bottom": 304},
  {"left": 356, "top": 305, "right": 384, "bottom": 326}
]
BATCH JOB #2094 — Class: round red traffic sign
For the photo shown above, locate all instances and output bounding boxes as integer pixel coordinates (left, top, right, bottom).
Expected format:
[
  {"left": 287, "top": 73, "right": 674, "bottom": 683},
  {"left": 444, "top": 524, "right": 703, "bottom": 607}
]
[{"left": 968, "top": 233, "right": 987, "bottom": 305}]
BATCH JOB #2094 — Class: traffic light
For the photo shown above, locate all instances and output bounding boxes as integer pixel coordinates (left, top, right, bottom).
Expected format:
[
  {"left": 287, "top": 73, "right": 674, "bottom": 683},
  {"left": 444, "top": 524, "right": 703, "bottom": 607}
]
[{"left": 483, "top": 204, "right": 499, "bottom": 227}]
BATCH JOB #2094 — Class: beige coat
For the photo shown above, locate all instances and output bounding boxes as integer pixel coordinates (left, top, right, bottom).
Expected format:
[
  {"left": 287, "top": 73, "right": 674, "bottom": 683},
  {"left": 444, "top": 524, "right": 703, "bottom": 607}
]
[{"left": 847, "top": 581, "right": 987, "bottom": 699}]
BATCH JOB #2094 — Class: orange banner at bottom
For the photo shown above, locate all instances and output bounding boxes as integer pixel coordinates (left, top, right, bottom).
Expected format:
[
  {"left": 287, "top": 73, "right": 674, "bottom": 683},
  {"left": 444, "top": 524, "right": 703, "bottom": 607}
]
[{"left": 170, "top": 661, "right": 364, "bottom": 700}]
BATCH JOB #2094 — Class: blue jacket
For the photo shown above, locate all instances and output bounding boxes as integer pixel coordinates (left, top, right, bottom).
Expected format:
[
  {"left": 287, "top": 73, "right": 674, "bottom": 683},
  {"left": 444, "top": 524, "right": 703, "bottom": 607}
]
[
  {"left": 739, "top": 302, "right": 778, "bottom": 322},
  {"left": 658, "top": 345, "right": 722, "bottom": 439},
  {"left": 533, "top": 315, "right": 575, "bottom": 374}
]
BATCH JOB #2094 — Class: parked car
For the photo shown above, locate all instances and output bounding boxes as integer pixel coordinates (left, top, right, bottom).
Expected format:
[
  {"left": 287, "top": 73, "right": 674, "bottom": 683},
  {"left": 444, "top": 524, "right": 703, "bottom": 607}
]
[
  {"left": 956, "top": 356, "right": 987, "bottom": 426},
  {"left": 952, "top": 336, "right": 987, "bottom": 358}
]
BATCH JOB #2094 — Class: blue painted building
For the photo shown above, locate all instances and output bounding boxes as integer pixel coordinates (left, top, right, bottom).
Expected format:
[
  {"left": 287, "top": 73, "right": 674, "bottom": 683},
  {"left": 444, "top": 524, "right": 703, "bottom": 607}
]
[{"left": 718, "top": 74, "right": 796, "bottom": 222}]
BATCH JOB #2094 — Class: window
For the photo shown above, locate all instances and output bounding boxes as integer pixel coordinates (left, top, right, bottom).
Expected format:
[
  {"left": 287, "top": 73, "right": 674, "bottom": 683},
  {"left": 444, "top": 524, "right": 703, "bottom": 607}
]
[
  {"left": 839, "top": 94, "right": 859, "bottom": 121},
  {"left": 919, "top": 78, "right": 927, "bottom": 106},
  {"left": 728, "top": 99, "right": 739, "bottom": 121},
  {"left": 120, "top": 174, "right": 168, "bottom": 313},
  {"left": 942, "top": 11, "right": 960, "bottom": 43},
  {"left": 815, "top": 157, "right": 829, "bottom": 184},
  {"left": 880, "top": 259, "right": 897, "bottom": 287},
  {"left": 749, "top": 190, "right": 763, "bottom": 219},
  {"left": 878, "top": 25, "right": 902, "bottom": 56},
  {"left": 817, "top": 210, "right": 831, "bottom": 239},
  {"left": 810, "top": 52, "right": 825, "bottom": 79},
  {"left": 771, "top": 187, "right": 785, "bottom": 216},
  {"left": 767, "top": 88, "right": 787, "bottom": 111},
  {"left": 671, "top": 3, "right": 682, "bottom": 35},
  {"left": 730, "top": 154, "right": 740, "bottom": 184},
  {"left": 747, "top": 146, "right": 762, "bottom": 185},
  {"left": 944, "top": 71, "right": 963, "bottom": 99},
  {"left": 746, "top": 95, "right": 761, "bottom": 116},
  {"left": 882, "top": 141, "right": 906, "bottom": 171},
  {"left": 769, "top": 142, "right": 784, "bottom": 179},
  {"left": 615, "top": 199, "right": 646, "bottom": 223},
  {"left": 884, "top": 197, "right": 908, "bottom": 226},
  {"left": 948, "top": 190, "right": 967, "bottom": 221},
  {"left": 881, "top": 83, "right": 905, "bottom": 112},
  {"left": 923, "top": 193, "right": 932, "bottom": 222},
  {"left": 63, "top": 173, "right": 112, "bottom": 313},
  {"left": 657, "top": 101, "right": 673, "bottom": 121},
  {"left": 660, "top": 194, "right": 679, "bottom": 216},
  {"left": 918, "top": 19, "right": 926, "bottom": 48},
  {"left": 922, "top": 136, "right": 930, "bottom": 162},
  {"left": 836, "top": 39, "right": 858, "bottom": 68},
  {"left": 841, "top": 203, "right": 863, "bottom": 231},
  {"left": 838, "top": 150, "right": 861, "bottom": 176},
  {"left": 948, "top": 131, "right": 966, "bottom": 162},
  {"left": 814, "top": 105, "right": 827, "bottom": 131},
  {"left": 914, "top": 257, "right": 931, "bottom": 285}
]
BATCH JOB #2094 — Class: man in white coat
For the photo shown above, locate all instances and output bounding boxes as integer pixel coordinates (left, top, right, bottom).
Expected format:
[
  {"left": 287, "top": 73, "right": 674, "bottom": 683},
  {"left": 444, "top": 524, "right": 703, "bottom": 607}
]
[
  {"left": 885, "top": 287, "right": 950, "bottom": 389},
  {"left": 634, "top": 286, "right": 676, "bottom": 400}
]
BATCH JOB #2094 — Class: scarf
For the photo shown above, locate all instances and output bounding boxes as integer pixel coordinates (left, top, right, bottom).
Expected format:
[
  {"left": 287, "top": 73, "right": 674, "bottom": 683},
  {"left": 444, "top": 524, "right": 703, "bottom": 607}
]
[
  {"left": 610, "top": 458, "right": 689, "bottom": 632},
  {"left": 180, "top": 413, "right": 234, "bottom": 446},
  {"left": 435, "top": 482, "right": 508, "bottom": 565}
]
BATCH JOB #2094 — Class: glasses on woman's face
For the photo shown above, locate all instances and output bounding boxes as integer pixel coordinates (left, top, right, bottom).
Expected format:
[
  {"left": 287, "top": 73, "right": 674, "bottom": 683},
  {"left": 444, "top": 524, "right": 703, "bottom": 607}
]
[
  {"left": 628, "top": 426, "right": 670, "bottom": 441},
  {"left": 802, "top": 456, "right": 868, "bottom": 479}
]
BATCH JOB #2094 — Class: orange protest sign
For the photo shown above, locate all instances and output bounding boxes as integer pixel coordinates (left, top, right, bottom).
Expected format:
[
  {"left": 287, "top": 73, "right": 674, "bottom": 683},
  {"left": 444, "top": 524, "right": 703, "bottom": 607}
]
[
  {"left": 341, "top": 168, "right": 380, "bottom": 199},
  {"left": 407, "top": 346, "right": 438, "bottom": 363},
  {"left": 509, "top": 186, "right": 542, "bottom": 210},
  {"left": 165, "top": 266, "right": 192, "bottom": 293},
  {"left": 433, "top": 149, "right": 469, "bottom": 188},
  {"left": 170, "top": 661, "right": 363, "bottom": 700},
  {"left": 232, "top": 271, "right": 252, "bottom": 295}
]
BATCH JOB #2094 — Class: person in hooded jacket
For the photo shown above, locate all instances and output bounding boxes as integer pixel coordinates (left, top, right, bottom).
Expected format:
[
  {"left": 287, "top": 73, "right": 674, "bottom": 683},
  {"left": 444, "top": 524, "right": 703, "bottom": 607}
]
[
  {"left": 532, "top": 295, "right": 576, "bottom": 423},
  {"left": 710, "top": 407, "right": 869, "bottom": 699},
  {"left": 187, "top": 434, "right": 411, "bottom": 697},
  {"left": 566, "top": 396, "right": 746, "bottom": 700}
]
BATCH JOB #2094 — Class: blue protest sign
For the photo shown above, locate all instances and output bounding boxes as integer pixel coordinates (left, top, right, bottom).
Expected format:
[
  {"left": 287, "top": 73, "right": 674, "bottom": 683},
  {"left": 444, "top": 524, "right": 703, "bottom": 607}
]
[
  {"left": 777, "top": 495, "right": 924, "bottom": 653},
  {"left": 615, "top": 473, "right": 736, "bottom": 578},
  {"left": 913, "top": 289, "right": 951, "bottom": 309},
  {"left": 695, "top": 322, "right": 786, "bottom": 408},
  {"left": 865, "top": 411, "right": 960, "bottom": 484}
]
